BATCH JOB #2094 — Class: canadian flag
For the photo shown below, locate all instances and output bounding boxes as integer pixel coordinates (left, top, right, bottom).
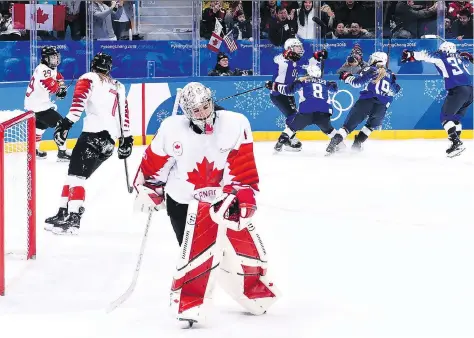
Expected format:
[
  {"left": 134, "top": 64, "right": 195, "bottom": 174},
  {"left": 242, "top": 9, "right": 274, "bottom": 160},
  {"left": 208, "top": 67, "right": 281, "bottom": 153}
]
[
  {"left": 207, "top": 32, "right": 223, "bottom": 53},
  {"left": 12, "top": 4, "right": 66, "bottom": 31}
]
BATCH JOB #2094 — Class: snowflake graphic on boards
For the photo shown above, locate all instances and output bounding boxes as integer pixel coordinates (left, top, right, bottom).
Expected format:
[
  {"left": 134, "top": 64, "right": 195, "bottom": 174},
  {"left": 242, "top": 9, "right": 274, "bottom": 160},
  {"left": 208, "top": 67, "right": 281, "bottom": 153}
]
[
  {"left": 381, "top": 111, "right": 393, "bottom": 130},
  {"left": 233, "top": 81, "right": 273, "bottom": 119},
  {"left": 423, "top": 80, "right": 446, "bottom": 103},
  {"left": 393, "top": 86, "right": 403, "bottom": 101},
  {"left": 275, "top": 115, "right": 286, "bottom": 129},
  {"left": 156, "top": 109, "right": 170, "bottom": 123}
]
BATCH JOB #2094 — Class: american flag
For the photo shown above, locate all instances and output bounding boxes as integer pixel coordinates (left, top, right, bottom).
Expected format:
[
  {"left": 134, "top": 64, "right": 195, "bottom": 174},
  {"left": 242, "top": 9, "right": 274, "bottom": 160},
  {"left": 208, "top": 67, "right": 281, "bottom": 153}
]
[{"left": 223, "top": 31, "right": 238, "bottom": 53}]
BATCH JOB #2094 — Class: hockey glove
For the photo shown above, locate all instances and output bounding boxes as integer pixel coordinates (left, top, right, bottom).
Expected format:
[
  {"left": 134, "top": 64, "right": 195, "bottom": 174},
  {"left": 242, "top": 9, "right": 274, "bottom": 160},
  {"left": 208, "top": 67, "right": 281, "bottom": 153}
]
[
  {"left": 460, "top": 51, "right": 473, "bottom": 64},
  {"left": 118, "top": 135, "right": 133, "bottom": 159},
  {"left": 327, "top": 81, "right": 338, "bottom": 92},
  {"left": 339, "top": 72, "right": 352, "bottom": 81},
  {"left": 210, "top": 185, "right": 256, "bottom": 231},
  {"left": 313, "top": 50, "right": 328, "bottom": 61},
  {"left": 283, "top": 49, "right": 301, "bottom": 62},
  {"left": 56, "top": 83, "right": 68, "bottom": 100},
  {"left": 401, "top": 49, "right": 415, "bottom": 63},
  {"left": 134, "top": 181, "right": 165, "bottom": 213},
  {"left": 54, "top": 117, "right": 73, "bottom": 147},
  {"left": 265, "top": 80, "right": 276, "bottom": 91}
]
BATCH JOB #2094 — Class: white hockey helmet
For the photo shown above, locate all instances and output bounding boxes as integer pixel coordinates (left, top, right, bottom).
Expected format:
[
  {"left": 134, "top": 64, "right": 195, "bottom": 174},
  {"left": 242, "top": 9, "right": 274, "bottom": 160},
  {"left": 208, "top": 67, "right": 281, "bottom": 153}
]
[
  {"left": 369, "top": 51, "right": 388, "bottom": 66},
  {"left": 179, "top": 82, "right": 215, "bottom": 134},
  {"left": 306, "top": 64, "right": 322, "bottom": 78},
  {"left": 284, "top": 38, "right": 305, "bottom": 56},
  {"left": 439, "top": 41, "right": 456, "bottom": 54}
]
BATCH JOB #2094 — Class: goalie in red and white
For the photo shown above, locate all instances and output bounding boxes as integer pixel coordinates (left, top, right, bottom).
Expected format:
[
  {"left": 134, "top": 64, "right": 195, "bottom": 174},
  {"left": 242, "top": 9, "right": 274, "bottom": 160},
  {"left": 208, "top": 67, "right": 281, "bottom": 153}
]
[{"left": 134, "top": 82, "right": 280, "bottom": 326}]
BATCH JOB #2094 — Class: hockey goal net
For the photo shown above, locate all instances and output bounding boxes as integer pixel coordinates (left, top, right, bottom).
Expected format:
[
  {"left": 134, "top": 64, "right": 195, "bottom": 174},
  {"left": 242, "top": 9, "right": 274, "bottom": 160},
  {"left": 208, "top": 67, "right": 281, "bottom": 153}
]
[{"left": 0, "top": 111, "right": 36, "bottom": 296}]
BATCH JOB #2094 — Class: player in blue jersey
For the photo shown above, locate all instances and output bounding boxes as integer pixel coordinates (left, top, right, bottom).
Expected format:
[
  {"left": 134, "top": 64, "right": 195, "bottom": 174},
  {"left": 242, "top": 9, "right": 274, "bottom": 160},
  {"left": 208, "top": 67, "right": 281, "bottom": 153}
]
[
  {"left": 326, "top": 52, "right": 401, "bottom": 155},
  {"left": 266, "top": 64, "right": 339, "bottom": 152},
  {"left": 402, "top": 41, "right": 473, "bottom": 157},
  {"left": 268, "top": 37, "right": 328, "bottom": 151}
]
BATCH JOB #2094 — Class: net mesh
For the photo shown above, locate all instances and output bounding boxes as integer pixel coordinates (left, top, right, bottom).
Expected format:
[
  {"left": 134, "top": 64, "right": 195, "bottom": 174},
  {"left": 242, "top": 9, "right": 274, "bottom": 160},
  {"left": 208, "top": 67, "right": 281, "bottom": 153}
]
[{"left": 2, "top": 115, "right": 31, "bottom": 259}]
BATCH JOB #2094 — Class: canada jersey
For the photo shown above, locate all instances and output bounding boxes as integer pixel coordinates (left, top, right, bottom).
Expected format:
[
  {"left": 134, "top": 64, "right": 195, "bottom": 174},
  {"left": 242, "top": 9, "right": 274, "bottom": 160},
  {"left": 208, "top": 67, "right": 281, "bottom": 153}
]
[
  {"left": 65, "top": 72, "right": 130, "bottom": 139},
  {"left": 275, "top": 78, "right": 338, "bottom": 114},
  {"left": 137, "top": 111, "right": 259, "bottom": 204},
  {"left": 271, "top": 54, "right": 300, "bottom": 96},
  {"left": 24, "top": 64, "right": 63, "bottom": 112},
  {"left": 344, "top": 66, "right": 400, "bottom": 105},
  {"left": 414, "top": 51, "right": 472, "bottom": 90}
]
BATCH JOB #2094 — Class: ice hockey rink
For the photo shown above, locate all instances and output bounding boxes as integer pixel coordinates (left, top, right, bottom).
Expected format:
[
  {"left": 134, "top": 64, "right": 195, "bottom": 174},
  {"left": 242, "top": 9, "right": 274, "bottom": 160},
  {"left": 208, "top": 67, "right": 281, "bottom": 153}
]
[{"left": 1, "top": 140, "right": 474, "bottom": 338}]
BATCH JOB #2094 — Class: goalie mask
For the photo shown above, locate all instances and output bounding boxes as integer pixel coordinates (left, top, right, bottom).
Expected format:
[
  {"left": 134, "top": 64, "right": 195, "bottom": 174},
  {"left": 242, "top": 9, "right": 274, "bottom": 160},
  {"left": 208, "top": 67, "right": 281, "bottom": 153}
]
[
  {"left": 41, "top": 46, "right": 61, "bottom": 69},
  {"left": 180, "top": 82, "right": 215, "bottom": 134}
]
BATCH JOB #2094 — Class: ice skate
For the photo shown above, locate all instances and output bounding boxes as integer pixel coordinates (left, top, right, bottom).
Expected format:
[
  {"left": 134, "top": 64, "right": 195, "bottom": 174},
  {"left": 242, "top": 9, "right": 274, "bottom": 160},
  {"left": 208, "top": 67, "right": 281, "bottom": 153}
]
[
  {"left": 326, "top": 134, "right": 343, "bottom": 156},
  {"left": 36, "top": 149, "right": 47, "bottom": 159},
  {"left": 284, "top": 134, "right": 302, "bottom": 152},
  {"left": 57, "top": 149, "right": 71, "bottom": 162},
  {"left": 446, "top": 136, "right": 465, "bottom": 158},
  {"left": 44, "top": 207, "right": 68, "bottom": 231},
  {"left": 52, "top": 211, "right": 82, "bottom": 235}
]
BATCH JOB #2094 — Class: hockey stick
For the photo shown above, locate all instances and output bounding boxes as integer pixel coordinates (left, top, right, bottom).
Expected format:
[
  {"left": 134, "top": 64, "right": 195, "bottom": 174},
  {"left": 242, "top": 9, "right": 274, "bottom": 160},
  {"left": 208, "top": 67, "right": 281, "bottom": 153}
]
[
  {"left": 106, "top": 211, "right": 153, "bottom": 313},
  {"left": 312, "top": 17, "right": 328, "bottom": 75},
  {"left": 215, "top": 86, "right": 265, "bottom": 103},
  {"left": 115, "top": 81, "right": 134, "bottom": 194},
  {"left": 172, "top": 88, "right": 182, "bottom": 116}
]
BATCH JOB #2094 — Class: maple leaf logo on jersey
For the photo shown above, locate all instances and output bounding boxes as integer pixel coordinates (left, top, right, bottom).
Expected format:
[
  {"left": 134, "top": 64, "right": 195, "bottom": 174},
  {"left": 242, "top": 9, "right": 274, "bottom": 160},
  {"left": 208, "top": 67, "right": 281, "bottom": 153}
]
[
  {"left": 187, "top": 157, "right": 224, "bottom": 190},
  {"left": 34, "top": 8, "right": 49, "bottom": 25}
]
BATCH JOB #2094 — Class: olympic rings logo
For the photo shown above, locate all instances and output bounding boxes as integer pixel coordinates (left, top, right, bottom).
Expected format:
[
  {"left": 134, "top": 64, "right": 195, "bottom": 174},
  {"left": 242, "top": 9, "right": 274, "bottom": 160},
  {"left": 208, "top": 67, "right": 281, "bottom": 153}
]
[{"left": 329, "top": 90, "right": 354, "bottom": 121}]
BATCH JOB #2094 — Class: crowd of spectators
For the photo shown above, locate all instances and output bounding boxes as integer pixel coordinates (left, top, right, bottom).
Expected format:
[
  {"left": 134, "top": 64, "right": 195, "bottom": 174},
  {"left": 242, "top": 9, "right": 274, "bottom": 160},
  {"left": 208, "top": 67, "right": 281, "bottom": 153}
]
[
  {"left": 0, "top": 1, "right": 472, "bottom": 43},
  {"left": 0, "top": 0, "right": 139, "bottom": 41}
]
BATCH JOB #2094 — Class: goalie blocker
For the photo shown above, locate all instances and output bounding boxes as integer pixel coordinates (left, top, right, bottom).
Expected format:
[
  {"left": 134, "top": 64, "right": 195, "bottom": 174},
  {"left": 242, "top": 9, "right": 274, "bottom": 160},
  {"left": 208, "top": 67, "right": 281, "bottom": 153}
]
[{"left": 133, "top": 82, "right": 280, "bottom": 326}]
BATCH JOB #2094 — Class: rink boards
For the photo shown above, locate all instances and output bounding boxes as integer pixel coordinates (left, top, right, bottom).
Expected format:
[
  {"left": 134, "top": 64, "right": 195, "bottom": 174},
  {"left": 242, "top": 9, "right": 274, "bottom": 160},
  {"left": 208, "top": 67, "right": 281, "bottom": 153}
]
[{"left": 0, "top": 75, "right": 472, "bottom": 149}]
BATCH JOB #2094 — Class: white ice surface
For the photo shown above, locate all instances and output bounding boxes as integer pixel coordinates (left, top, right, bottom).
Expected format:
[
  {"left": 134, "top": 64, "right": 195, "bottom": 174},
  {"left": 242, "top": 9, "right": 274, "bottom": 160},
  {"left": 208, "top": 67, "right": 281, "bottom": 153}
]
[{"left": 1, "top": 140, "right": 473, "bottom": 338}]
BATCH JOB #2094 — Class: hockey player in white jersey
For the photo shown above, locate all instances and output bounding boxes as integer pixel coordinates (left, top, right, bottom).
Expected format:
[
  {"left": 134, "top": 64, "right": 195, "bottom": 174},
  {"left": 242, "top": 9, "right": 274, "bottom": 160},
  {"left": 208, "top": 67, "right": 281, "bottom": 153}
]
[
  {"left": 133, "top": 82, "right": 280, "bottom": 327},
  {"left": 45, "top": 52, "right": 133, "bottom": 235},
  {"left": 24, "top": 46, "right": 71, "bottom": 161}
]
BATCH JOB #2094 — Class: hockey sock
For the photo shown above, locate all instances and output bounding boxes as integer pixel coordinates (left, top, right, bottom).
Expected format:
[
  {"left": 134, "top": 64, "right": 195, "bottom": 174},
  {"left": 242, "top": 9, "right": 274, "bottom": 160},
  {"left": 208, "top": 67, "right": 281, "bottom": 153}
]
[
  {"left": 35, "top": 128, "right": 46, "bottom": 150},
  {"left": 455, "top": 122, "right": 462, "bottom": 138},
  {"left": 442, "top": 121, "right": 457, "bottom": 138},
  {"left": 327, "top": 128, "right": 337, "bottom": 138},
  {"left": 339, "top": 127, "right": 349, "bottom": 139},
  {"left": 60, "top": 185, "right": 69, "bottom": 209},
  {"left": 66, "top": 176, "right": 86, "bottom": 213},
  {"left": 284, "top": 126, "right": 295, "bottom": 138},
  {"left": 357, "top": 126, "right": 373, "bottom": 143}
]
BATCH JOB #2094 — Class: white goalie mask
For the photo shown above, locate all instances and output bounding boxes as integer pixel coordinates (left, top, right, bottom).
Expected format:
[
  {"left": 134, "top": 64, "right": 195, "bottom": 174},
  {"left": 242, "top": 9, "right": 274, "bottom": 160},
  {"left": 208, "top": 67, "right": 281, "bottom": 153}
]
[
  {"left": 179, "top": 82, "right": 215, "bottom": 134},
  {"left": 306, "top": 64, "right": 322, "bottom": 78},
  {"left": 284, "top": 38, "right": 305, "bottom": 57},
  {"left": 369, "top": 52, "right": 388, "bottom": 66},
  {"left": 439, "top": 41, "right": 456, "bottom": 54}
]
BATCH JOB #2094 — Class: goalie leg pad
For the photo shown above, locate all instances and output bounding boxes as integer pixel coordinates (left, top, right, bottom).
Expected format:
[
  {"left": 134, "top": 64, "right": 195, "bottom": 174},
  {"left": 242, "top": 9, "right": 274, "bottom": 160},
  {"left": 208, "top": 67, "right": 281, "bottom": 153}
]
[
  {"left": 219, "top": 225, "right": 281, "bottom": 315},
  {"left": 170, "top": 200, "right": 226, "bottom": 324}
]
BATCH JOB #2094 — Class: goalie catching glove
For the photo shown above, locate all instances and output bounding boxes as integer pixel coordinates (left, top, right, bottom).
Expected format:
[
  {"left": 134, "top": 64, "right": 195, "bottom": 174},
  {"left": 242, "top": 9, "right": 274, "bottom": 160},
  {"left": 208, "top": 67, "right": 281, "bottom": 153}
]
[{"left": 209, "top": 185, "right": 256, "bottom": 231}]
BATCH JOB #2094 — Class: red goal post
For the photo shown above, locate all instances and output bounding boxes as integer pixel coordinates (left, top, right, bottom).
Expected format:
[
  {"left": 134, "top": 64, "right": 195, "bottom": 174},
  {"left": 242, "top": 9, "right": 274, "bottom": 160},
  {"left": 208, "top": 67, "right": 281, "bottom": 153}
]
[{"left": 0, "top": 111, "right": 36, "bottom": 296}]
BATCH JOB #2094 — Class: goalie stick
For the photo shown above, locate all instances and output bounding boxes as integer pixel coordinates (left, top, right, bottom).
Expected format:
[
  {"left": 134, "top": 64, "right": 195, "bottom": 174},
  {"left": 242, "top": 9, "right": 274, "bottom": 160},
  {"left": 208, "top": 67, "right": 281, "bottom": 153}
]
[
  {"left": 115, "top": 81, "right": 134, "bottom": 194},
  {"left": 106, "top": 211, "right": 153, "bottom": 313}
]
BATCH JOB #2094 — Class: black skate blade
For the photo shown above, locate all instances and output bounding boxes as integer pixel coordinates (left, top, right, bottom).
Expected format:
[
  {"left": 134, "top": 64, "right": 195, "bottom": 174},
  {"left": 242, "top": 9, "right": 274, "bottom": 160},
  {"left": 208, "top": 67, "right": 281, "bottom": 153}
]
[
  {"left": 447, "top": 147, "right": 466, "bottom": 158},
  {"left": 178, "top": 318, "right": 197, "bottom": 328}
]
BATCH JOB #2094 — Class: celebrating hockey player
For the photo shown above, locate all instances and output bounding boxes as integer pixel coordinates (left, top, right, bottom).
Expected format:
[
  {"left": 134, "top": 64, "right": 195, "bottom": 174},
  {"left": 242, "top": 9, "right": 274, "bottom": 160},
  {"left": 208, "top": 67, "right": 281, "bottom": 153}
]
[
  {"left": 402, "top": 42, "right": 473, "bottom": 157},
  {"left": 266, "top": 63, "right": 340, "bottom": 152},
  {"left": 326, "top": 51, "right": 401, "bottom": 154},
  {"left": 24, "top": 46, "right": 71, "bottom": 161},
  {"left": 133, "top": 82, "right": 280, "bottom": 326},
  {"left": 269, "top": 37, "right": 328, "bottom": 151},
  {"left": 45, "top": 52, "right": 133, "bottom": 235}
]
